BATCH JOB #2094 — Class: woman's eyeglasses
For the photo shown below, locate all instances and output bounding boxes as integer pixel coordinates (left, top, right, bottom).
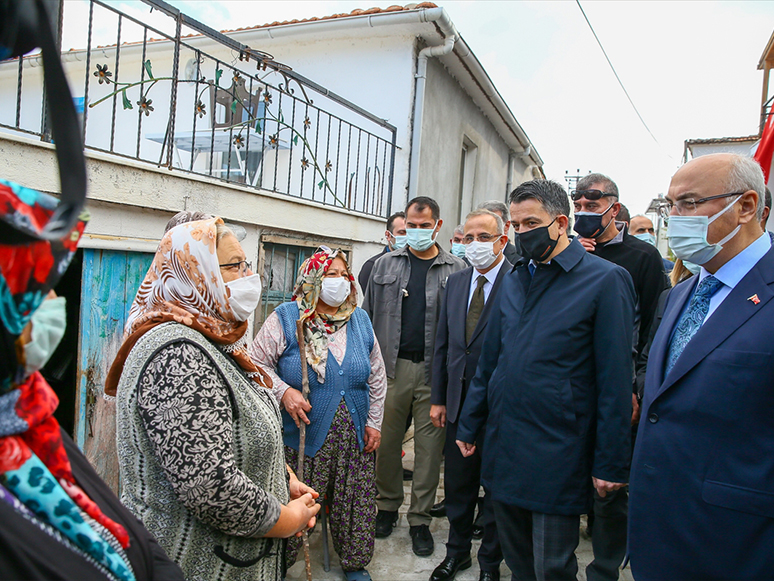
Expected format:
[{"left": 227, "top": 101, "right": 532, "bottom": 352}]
[{"left": 219, "top": 260, "right": 252, "bottom": 276}]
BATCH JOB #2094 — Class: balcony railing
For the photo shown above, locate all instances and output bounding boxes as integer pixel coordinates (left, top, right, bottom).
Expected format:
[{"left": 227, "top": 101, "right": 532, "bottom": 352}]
[{"left": 0, "top": 0, "right": 396, "bottom": 217}]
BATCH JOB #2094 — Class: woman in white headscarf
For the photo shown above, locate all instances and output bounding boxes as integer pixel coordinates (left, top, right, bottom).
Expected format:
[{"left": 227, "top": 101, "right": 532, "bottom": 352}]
[{"left": 108, "top": 218, "right": 319, "bottom": 581}]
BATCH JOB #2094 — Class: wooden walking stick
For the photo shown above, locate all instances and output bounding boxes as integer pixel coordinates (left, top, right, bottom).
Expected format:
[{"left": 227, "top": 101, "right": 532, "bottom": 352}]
[{"left": 295, "top": 318, "right": 313, "bottom": 581}]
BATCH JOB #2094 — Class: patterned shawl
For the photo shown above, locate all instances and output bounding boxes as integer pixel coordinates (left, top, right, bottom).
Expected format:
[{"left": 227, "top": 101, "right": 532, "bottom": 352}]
[
  {"left": 104, "top": 217, "right": 270, "bottom": 396},
  {"left": 0, "top": 180, "right": 135, "bottom": 580},
  {"left": 292, "top": 246, "right": 357, "bottom": 382}
]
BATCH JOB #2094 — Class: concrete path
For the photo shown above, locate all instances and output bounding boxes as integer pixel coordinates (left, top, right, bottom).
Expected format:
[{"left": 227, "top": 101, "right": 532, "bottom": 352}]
[{"left": 287, "top": 429, "right": 634, "bottom": 581}]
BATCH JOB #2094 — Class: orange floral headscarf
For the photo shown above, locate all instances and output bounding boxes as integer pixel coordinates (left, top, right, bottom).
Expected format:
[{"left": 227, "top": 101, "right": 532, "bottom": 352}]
[{"left": 105, "top": 218, "right": 270, "bottom": 395}]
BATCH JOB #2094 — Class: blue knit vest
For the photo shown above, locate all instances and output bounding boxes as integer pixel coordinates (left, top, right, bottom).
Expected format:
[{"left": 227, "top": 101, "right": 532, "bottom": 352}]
[{"left": 275, "top": 302, "right": 374, "bottom": 457}]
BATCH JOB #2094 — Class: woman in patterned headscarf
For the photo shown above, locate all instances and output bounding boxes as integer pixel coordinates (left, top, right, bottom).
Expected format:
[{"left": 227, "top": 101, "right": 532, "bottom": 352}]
[
  {"left": 107, "top": 218, "right": 320, "bottom": 581},
  {"left": 0, "top": 179, "right": 184, "bottom": 580},
  {"left": 250, "top": 246, "right": 387, "bottom": 581}
]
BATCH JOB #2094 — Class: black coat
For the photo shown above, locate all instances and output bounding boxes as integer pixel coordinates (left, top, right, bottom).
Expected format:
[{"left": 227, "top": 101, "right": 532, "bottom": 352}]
[
  {"left": 457, "top": 238, "right": 635, "bottom": 515},
  {"left": 629, "top": 242, "right": 774, "bottom": 579},
  {"left": 357, "top": 247, "right": 389, "bottom": 294},
  {"left": 503, "top": 241, "right": 521, "bottom": 265},
  {"left": 431, "top": 259, "right": 511, "bottom": 423},
  {"left": 0, "top": 430, "right": 184, "bottom": 580}
]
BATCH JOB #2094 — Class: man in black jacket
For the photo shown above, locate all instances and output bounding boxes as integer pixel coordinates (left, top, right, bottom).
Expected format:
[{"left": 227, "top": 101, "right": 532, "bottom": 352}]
[
  {"left": 572, "top": 173, "right": 667, "bottom": 581},
  {"left": 429, "top": 209, "right": 509, "bottom": 581},
  {"left": 358, "top": 211, "right": 406, "bottom": 294}
]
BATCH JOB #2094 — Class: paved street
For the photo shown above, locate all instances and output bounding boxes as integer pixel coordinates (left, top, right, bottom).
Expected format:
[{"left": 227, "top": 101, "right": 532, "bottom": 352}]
[{"left": 287, "top": 428, "right": 634, "bottom": 581}]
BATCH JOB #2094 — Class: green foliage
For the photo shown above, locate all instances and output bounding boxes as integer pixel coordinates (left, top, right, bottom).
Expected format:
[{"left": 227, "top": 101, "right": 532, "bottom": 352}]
[
  {"left": 121, "top": 89, "right": 132, "bottom": 110},
  {"left": 143, "top": 60, "right": 154, "bottom": 80},
  {"left": 215, "top": 68, "right": 223, "bottom": 85}
]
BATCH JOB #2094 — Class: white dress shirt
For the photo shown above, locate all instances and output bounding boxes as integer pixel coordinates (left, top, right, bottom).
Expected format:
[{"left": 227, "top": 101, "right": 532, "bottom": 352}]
[
  {"left": 699, "top": 232, "right": 771, "bottom": 324},
  {"left": 467, "top": 256, "right": 505, "bottom": 310}
]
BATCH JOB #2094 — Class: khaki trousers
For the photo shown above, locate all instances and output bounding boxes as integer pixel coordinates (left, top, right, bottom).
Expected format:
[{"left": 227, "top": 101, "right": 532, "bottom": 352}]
[{"left": 375, "top": 358, "right": 446, "bottom": 526}]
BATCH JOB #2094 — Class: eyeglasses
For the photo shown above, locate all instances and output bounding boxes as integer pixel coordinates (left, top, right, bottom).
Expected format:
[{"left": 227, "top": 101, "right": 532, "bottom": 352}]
[
  {"left": 219, "top": 260, "right": 252, "bottom": 276},
  {"left": 571, "top": 189, "right": 619, "bottom": 201},
  {"left": 462, "top": 233, "right": 500, "bottom": 244},
  {"left": 656, "top": 191, "right": 746, "bottom": 222}
]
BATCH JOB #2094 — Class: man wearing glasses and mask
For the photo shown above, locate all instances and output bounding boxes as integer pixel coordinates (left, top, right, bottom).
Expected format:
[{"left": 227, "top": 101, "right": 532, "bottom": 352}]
[
  {"left": 629, "top": 153, "right": 774, "bottom": 580},
  {"left": 572, "top": 173, "right": 667, "bottom": 581},
  {"left": 456, "top": 180, "right": 635, "bottom": 581}
]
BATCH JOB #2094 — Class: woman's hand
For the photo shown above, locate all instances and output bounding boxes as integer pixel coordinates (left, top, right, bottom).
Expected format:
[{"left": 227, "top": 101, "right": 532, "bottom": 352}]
[
  {"left": 281, "top": 389, "right": 312, "bottom": 428},
  {"left": 266, "top": 493, "right": 321, "bottom": 538},
  {"left": 288, "top": 471, "right": 318, "bottom": 501},
  {"left": 363, "top": 427, "right": 381, "bottom": 453}
]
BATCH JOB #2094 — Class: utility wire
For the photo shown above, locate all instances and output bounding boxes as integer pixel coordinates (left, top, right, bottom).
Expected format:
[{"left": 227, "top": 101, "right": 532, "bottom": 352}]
[{"left": 575, "top": 0, "right": 674, "bottom": 161}]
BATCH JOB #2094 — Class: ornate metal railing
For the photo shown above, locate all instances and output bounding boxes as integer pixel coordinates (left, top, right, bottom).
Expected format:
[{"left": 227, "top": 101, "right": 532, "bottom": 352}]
[{"left": 0, "top": 0, "right": 396, "bottom": 217}]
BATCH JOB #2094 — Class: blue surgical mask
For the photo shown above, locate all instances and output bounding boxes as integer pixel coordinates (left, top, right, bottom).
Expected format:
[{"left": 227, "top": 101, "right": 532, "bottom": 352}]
[
  {"left": 24, "top": 296, "right": 67, "bottom": 374},
  {"left": 683, "top": 260, "right": 701, "bottom": 275},
  {"left": 406, "top": 227, "right": 438, "bottom": 252},
  {"left": 633, "top": 232, "right": 656, "bottom": 246},
  {"left": 392, "top": 235, "right": 407, "bottom": 250},
  {"left": 451, "top": 242, "right": 467, "bottom": 258},
  {"left": 667, "top": 196, "right": 741, "bottom": 265}
]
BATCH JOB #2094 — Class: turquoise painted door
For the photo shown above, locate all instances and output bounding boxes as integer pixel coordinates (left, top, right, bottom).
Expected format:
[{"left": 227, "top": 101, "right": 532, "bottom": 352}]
[{"left": 75, "top": 248, "right": 153, "bottom": 491}]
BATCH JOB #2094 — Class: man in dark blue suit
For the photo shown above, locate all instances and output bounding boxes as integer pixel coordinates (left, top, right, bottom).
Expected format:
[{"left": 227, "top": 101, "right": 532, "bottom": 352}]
[
  {"left": 429, "top": 209, "right": 511, "bottom": 581},
  {"left": 456, "top": 180, "right": 635, "bottom": 580},
  {"left": 629, "top": 153, "right": 774, "bottom": 579}
]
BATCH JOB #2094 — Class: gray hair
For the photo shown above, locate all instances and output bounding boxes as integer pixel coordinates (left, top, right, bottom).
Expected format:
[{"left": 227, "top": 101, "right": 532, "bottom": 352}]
[
  {"left": 509, "top": 180, "right": 571, "bottom": 219},
  {"left": 576, "top": 173, "right": 619, "bottom": 198},
  {"left": 453, "top": 224, "right": 465, "bottom": 236},
  {"left": 477, "top": 200, "right": 509, "bottom": 222},
  {"left": 215, "top": 221, "right": 236, "bottom": 246},
  {"left": 723, "top": 155, "right": 766, "bottom": 220},
  {"left": 464, "top": 209, "right": 504, "bottom": 234}
]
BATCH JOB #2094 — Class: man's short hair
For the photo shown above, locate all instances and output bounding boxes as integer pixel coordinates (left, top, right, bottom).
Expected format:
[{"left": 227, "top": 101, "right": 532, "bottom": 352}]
[
  {"left": 723, "top": 155, "right": 765, "bottom": 220},
  {"left": 509, "top": 180, "right": 571, "bottom": 219},
  {"left": 477, "top": 200, "right": 509, "bottom": 222},
  {"left": 576, "top": 173, "right": 619, "bottom": 198},
  {"left": 618, "top": 203, "right": 630, "bottom": 223},
  {"left": 386, "top": 211, "right": 405, "bottom": 233},
  {"left": 465, "top": 209, "right": 504, "bottom": 235},
  {"left": 766, "top": 187, "right": 772, "bottom": 210},
  {"left": 453, "top": 224, "right": 465, "bottom": 236},
  {"left": 406, "top": 196, "right": 440, "bottom": 221}
]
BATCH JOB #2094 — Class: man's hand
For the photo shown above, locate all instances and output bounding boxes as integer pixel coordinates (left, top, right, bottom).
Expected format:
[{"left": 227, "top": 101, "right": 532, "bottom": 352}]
[
  {"left": 578, "top": 237, "right": 596, "bottom": 252},
  {"left": 631, "top": 393, "right": 641, "bottom": 426},
  {"left": 593, "top": 477, "right": 627, "bottom": 498},
  {"left": 456, "top": 440, "right": 476, "bottom": 458},
  {"left": 430, "top": 404, "right": 447, "bottom": 428},
  {"left": 281, "top": 389, "right": 312, "bottom": 428},
  {"left": 364, "top": 426, "right": 381, "bottom": 453}
]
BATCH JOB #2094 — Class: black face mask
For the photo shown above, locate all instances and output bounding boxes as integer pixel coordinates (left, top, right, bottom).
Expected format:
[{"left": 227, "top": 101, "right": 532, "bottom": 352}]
[
  {"left": 573, "top": 202, "right": 615, "bottom": 239},
  {"left": 515, "top": 219, "right": 558, "bottom": 262}
]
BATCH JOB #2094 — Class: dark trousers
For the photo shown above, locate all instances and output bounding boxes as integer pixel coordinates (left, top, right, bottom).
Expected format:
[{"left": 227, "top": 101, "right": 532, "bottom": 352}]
[
  {"left": 493, "top": 501, "right": 579, "bottom": 581},
  {"left": 586, "top": 486, "right": 628, "bottom": 581},
  {"left": 444, "top": 421, "right": 502, "bottom": 572}
]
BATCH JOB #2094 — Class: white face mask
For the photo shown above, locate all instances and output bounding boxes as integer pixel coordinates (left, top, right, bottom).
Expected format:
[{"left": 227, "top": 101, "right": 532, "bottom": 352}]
[
  {"left": 24, "top": 296, "right": 67, "bottom": 374},
  {"left": 465, "top": 240, "right": 500, "bottom": 270},
  {"left": 667, "top": 195, "right": 741, "bottom": 265},
  {"left": 225, "top": 274, "right": 262, "bottom": 321},
  {"left": 319, "top": 277, "right": 351, "bottom": 307}
]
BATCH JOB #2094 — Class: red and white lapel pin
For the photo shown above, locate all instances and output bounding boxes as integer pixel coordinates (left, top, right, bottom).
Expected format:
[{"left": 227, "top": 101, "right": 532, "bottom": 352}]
[{"left": 748, "top": 294, "right": 761, "bottom": 305}]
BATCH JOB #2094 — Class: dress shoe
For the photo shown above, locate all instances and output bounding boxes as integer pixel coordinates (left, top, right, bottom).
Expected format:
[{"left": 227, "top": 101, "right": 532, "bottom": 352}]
[
  {"left": 375, "top": 510, "right": 398, "bottom": 538},
  {"left": 429, "top": 555, "right": 472, "bottom": 581},
  {"left": 429, "top": 499, "right": 446, "bottom": 518},
  {"left": 471, "top": 523, "right": 483, "bottom": 540},
  {"left": 403, "top": 468, "right": 414, "bottom": 481},
  {"left": 479, "top": 570, "right": 500, "bottom": 581},
  {"left": 410, "top": 524, "right": 434, "bottom": 556}
]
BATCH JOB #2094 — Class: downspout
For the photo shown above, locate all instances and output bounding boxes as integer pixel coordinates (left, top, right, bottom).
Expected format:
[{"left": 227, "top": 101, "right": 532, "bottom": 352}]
[
  {"left": 505, "top": 150, "right": 515, "bottom": 201},
  {"left": 407, "top": 10, "right": 458, "bottom": 200}
]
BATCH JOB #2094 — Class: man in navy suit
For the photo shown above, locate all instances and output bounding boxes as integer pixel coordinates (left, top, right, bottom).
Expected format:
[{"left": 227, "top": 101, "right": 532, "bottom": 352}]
[
  {"left": 456, "top": 180, "right": 635, "bottom": 580},
  {"left": 429, "top": 209, "right": 510, "bottom": 581},
  {"left": 629, "top": 153, "right": 774, "bottom": 579}
]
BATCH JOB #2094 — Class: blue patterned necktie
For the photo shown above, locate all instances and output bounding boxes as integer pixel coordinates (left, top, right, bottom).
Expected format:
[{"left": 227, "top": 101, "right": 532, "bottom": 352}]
[{"left": 665, "top": 275, "right": 723, "bottom": 375}]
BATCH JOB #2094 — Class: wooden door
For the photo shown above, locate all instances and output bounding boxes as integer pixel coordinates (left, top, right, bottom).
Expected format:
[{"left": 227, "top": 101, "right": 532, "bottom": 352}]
[{"left": 75, "top": 248, "right": 153, "bottom": 493}]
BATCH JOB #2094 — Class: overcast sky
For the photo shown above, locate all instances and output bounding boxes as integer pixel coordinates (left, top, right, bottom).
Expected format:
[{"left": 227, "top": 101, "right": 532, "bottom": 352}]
[{"left": 107, "top": 1, "right": 774, "bottom": 215}]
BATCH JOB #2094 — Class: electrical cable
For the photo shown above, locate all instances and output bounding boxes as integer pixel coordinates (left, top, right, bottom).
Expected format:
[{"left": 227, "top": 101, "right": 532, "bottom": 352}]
[{"left": 576, "top": 0, "right": 675, "bottom": 161}]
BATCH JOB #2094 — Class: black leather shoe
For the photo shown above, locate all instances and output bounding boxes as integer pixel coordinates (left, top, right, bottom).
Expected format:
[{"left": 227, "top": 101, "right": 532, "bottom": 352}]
[
  {"left": 403, "top": 468, "right": 414, "bottom": 481},
  {"left": 429, "top": 555, "right": 472, "bottom": 581},
  {"left": 479, "top": 570, "right": 500, "bottom": 581},
  {"left": 375, "top": 510, "right": 398, "bottom": 539},
  {"left": 429, "top": 499, "right": 446, "bottom": 518},
  {"left": 471, "top": 502, "right": 484, "bottom": 539},
  {"left": 471, "top": 524, "right": 483, "bottom": 539},
  {"left": 410, "top": 524, "right": 434, "bottom": 556}
]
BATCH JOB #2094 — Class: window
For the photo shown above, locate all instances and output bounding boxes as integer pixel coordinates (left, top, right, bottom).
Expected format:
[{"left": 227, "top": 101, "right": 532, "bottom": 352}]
[{"left": 458, "top": 136, "right": 478, "bottom": 223}]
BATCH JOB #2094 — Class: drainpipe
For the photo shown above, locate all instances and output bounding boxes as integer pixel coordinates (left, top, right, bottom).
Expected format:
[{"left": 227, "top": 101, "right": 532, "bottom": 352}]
[
  {"left": 505, "top": 150, "right": 515, "bottom": 201},
  {"left": 407, "top": 9, "right": 458, "bottom": 200}
]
